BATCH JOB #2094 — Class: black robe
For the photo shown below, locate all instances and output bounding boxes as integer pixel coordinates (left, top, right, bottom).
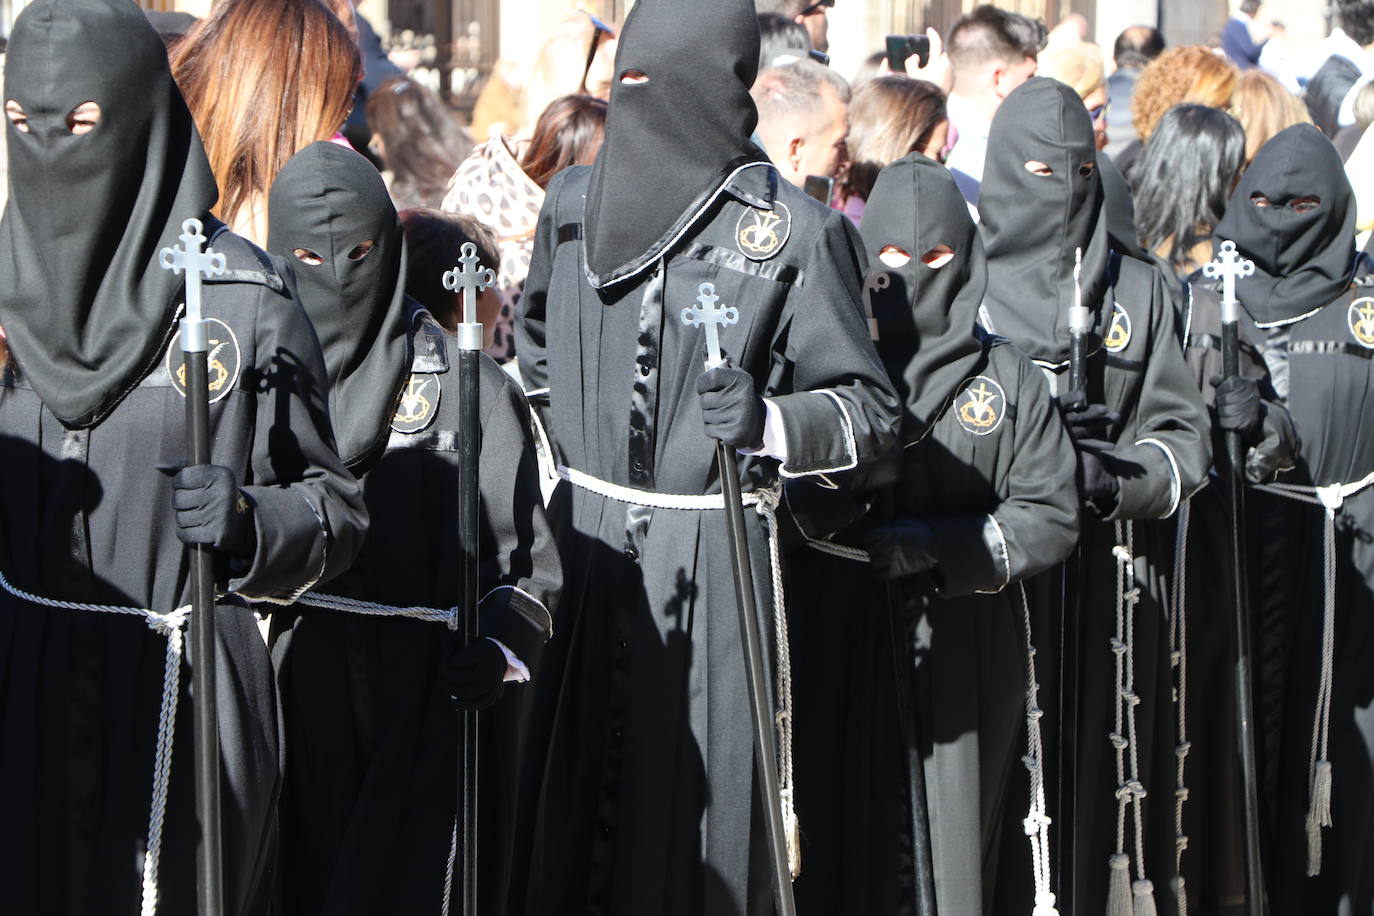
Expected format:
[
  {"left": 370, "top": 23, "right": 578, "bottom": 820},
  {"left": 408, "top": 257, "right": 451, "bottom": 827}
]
[
  {"left": 1251, "top": 284, "right": 1374, "bottom": 914},
  {"left": 983, "top": 252, "right": 1212, "bottom": 916},
  {"left": 511, "top": 161, "right": 899, "bottom": 916},
  {"left": 271, "top": 306, "right": 560, "bottom": 915},
  {"left": 789, "top": 333, "right": 1079, "bottom": 916},
  {"left": 0, "top": 225, "right": 367, "bottom": 915}
]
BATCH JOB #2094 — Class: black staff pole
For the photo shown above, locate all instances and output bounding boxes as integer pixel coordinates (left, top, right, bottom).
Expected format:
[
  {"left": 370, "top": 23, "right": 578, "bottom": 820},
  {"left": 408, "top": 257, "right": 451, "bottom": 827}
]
[
  {"left": 1057, "top": 247, "right": 1090, "bottom": 915},
  {"left": 160, "top": 217, "right": 227, "bottom": 916},
  {"left": 443, "top": 242, "right": 495, "bottom": 916},
  {"left": 883, "top": 528, "right": 938, "bottom": 915},
  {"left": 682, "top": 282, "right": 798, "bottom": 916},
  {"left": 1204, "top": 240, "right": 1267, "bottom": 915}
]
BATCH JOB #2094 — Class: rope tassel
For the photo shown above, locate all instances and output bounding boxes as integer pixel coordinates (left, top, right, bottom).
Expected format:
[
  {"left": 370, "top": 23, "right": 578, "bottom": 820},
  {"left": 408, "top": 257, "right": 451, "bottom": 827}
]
[
  {"left": 1133, "top": 878, "right": 1158, "bottom": 916},
  {"left": 1307, "top": 759, "right": 1333, "bottom": 876},
  {"left": 1108, "top": 854, "right": 1134, "bottom": 916}
]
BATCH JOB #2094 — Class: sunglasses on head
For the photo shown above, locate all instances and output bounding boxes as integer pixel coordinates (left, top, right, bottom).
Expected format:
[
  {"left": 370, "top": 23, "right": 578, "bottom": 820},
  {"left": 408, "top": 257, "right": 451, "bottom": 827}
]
[{"left": 800, "top": 0, "right": 834, "bottom": 15}]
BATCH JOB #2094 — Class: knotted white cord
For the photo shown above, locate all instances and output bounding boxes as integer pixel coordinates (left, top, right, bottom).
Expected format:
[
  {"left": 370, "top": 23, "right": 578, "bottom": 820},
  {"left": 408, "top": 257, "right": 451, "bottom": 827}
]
[
  {"left": 1254, "top": 471, "right": 1374, "bottom": 875},
  {"left": 299, "top": 591, "right": 457, "bottom": 625},
  {"left": 555, "top": 465, "right": 800, "bottom": 876},
  {"left": 1109, "top": 523, "right": 1154, "bottom": 907},
  {"left": 0, "top": 569, "right": 190, "bottom": 916},
  {"left": 1169, "top": 501, "right": 1192, "bottom": 916},
  {"left": 1017, "top": 584, "right": 1059, "bottom": 915}
]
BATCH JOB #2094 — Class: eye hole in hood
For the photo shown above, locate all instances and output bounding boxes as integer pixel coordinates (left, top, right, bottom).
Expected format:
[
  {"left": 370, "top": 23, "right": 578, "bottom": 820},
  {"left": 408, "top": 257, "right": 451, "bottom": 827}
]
[
  {"left": 619, "top": 69, "right": 649, "bottom": 85},
  {"left": 921, "top": 244, "right": 955, "bottom": 269}
]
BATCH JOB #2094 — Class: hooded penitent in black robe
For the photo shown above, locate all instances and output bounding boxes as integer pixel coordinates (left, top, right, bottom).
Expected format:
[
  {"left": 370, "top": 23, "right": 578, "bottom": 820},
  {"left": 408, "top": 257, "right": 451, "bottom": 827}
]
[
  {"left": 785, "top": 154, "right": 1079, "bottom": 916},
  {"left": 977, "top": 78, "right": 1211, "bottom": 916},
  {"left": 0, "top": 3, "right": 367, "bottom": 913},
  {"left": 509, "top": 1, "right": 899, "bottom": 912},
  {"left": 264, "top": 142, "right": 560, "bottom": 916},
  {"left": 1214, "top": 123, "right": 1374, "bottom": 915}
]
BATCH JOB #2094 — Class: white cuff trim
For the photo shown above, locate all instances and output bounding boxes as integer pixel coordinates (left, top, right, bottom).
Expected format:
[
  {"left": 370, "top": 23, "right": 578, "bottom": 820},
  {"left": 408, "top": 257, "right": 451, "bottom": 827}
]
[
  {"left": 1137, "top": 437, "right": 1182, "bottom": 519},
  {"left": 740, "top": 398, "right": 789, "bottom": 461},
  {"left": 488, "top": 638, "right": 530, "bottom": 683}
]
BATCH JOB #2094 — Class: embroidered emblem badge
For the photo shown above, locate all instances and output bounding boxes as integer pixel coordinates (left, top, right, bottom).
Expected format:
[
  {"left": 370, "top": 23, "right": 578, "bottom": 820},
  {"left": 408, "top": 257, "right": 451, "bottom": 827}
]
[
  {"left": 955, "top": 375, "right": 1006, "bottom": 436},
  {"left": 735, "top": 202, "right": 791, "bottom": 261},
  {"left": 165, "top": 317, "right": 240, "bottom": 403},
  {"left": 1104, "top": 303, "right": 1132, "bottom": 353},
  {"left": 391, "top": 372, "right": 441, "bottom": 434},
  {"left": 1349, "top": 297, "right": 1374, "bottom": 348}
]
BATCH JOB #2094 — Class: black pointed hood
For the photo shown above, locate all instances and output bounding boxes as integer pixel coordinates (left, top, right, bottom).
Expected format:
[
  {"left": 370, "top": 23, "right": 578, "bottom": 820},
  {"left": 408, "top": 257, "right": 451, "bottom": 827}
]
[
  {"left": 979, "top": 77, "right": 1110, "bottom": 364},
  {"left": 267, "top": 142, "right": 411, "bottom": 472},
  {"left": 582, "top": 0, "right": 767, "bottom": 288},
  {"left": 0, "top": 0, "right": 219, "bottom": 428},
  {"left": 861, "top": 153, "right": 987, "bottom": 441},
  {"left": 1213, "top": 123, "right": 1356, "bottom": 326}
]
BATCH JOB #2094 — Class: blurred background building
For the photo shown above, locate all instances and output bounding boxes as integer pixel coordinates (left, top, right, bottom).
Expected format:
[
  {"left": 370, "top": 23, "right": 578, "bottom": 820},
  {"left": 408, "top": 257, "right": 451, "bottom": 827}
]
[{"left": 0, "top": 0, "right": 1342, "bottom": 116}]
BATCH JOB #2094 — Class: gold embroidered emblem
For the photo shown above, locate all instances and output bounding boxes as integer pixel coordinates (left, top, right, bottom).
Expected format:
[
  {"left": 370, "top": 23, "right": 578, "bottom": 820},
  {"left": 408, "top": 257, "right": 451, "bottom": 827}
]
[
  {"left": 955, "top": 376, "right": 1006, "bottom": 436},
  {"left": 1104, "top": 303, "right": 1132, "bottom": 353},
  {"left": 1349, "top": 297, "right": 1374, "bottom": 348},
  {"left": 165, "top": 317, "right": 240, "bottom": 404},
  {"left": 735, "top": 202, "right": 791, "bottom": 261},
  {"left": 391, "top": 372, "right": 441, "bottom": 434}
]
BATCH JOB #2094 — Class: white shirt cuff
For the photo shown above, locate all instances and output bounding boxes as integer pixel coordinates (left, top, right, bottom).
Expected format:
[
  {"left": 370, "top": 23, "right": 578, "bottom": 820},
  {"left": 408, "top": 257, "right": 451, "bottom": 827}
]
[
  {"left": 740, "top": 398, "right": 789, "bottom": 462},
  {"left": 488, "top": 638, "right": 530, "bottom": 683}
]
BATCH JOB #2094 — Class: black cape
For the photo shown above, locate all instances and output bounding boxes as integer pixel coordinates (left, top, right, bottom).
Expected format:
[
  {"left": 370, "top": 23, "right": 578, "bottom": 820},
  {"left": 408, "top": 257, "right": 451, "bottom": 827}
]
[{"left": 0, "top": 0, "right": 219, "bottom": 429}]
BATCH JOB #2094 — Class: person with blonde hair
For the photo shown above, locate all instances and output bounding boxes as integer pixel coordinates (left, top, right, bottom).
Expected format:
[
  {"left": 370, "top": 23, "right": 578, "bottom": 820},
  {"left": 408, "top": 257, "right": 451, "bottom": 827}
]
[
  {"left": 1230, "top": 67, "right": 1313, "bottom": 163},
  {"left": 170, "top": 0, "right": 361, "bottom": 243},
  {"left": 1039, "top": 42, "right": 1109, "bottom": 147},
  {"left": 839, "top": 75, "right": 948, "bottom": 223}
]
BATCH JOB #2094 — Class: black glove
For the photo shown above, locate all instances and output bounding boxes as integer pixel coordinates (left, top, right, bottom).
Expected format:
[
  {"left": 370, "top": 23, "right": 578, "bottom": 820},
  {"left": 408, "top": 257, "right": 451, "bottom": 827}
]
[
  {"left": 1075, "top": 439, "right": 1120, "bottom": 517},
  {"left": 863, "top": 517, "right": 938, "bottom": 581},
  {"left": 1211, "top": 375, "right": 1264, "bottom": 445},
  {"left": 1057, "top": 394, "right": 1119, "bottom": 442},
  {"left": 696, "top": 365, "right": 766, "bottom": 450},
  {"left": 172, "top": 464, "right": 255, "bottom": 553},
  {"left": 446, "top": 636, "right": 507, "bottom": 711}
]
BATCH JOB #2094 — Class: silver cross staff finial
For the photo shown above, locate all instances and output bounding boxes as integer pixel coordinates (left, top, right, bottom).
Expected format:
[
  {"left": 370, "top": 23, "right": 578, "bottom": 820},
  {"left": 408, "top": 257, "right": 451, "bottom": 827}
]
[
  {"left": 442, "top": 241, "right": 497, "bottom": 352},
  {"left": 681, "top": 282, "right": 740, "bottom": 370},
  {"left": 1203, "top": 240, "right": 1257, "bottom": 324},
  {"left": 159, "top": 218, "right": 226, "bottom": 352},
  {"left": 1069, "top": 246, "right": 1091, "bottom": 334}
]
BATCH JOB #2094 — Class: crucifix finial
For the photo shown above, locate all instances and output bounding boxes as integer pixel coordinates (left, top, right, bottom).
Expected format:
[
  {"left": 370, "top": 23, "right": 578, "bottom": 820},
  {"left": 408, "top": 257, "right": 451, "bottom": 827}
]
[
  {"left": 1069, "top": 246, "right": 1090, "bottom": 334},
  {"left": 1203, "top": 240, "right": 1256, "bottom": 323},
  {"left": 159, "top": 218, "right": 226, "bottom": 352},
  {"left": 680, "top": 282, "right": 739, "bottom": 370},
  {"left": 442, "top": 241, "right": 496, "bottom": 327}
]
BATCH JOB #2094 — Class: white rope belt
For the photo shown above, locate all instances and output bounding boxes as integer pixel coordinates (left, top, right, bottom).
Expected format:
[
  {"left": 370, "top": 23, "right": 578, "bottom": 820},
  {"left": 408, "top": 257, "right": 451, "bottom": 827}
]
[
  {"left": 1107, "top": 521, "right": 1156, "bottom": 916},
  {"left": 1017, "top": 583, "right": 1059, "bottom": 916},
  {"left": 557, "top": 464, "right": 802, "bottom": 876},
  {"left": 1253, "top": 467, "right": 1374, "bottom": 876},
  {"left": 0, "top": 569, "right": 189, "bottom": 916}
]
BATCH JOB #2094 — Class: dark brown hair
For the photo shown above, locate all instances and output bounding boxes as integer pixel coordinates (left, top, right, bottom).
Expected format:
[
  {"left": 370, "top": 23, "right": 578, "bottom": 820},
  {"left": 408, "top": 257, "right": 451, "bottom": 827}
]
[
  {"left": 398, "top": 208, "right": 500, "bottom": 321},
  {"left": 520, "top": 95, "right": 608, "bottom": 189},
  {"left": 367, "top": 77, "right": 474, "bottom": 209},
  {"left": 171, "top": 0, "right": 361, "bottom": 236}
]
